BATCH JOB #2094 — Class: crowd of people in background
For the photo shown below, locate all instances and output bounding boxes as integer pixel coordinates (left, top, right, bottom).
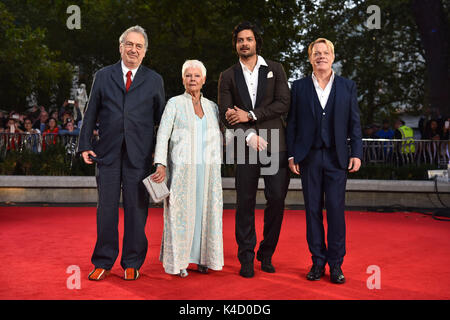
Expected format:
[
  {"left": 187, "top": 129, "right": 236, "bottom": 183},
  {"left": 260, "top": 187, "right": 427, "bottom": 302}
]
[
  {"left": 3, "top": 100, "right": 449, "bottom": 144},
  {"left": 362, "top": 115, "right": 450, "bottom": 141},
  {"left": 0, "top": 100, "right": 83, "bottom": 153},
  {"left": 0, "top": 100, "right": 82, "bottom": 135},
  {"left": 359, "top": 113, "right": 450, "bottom": 165}
]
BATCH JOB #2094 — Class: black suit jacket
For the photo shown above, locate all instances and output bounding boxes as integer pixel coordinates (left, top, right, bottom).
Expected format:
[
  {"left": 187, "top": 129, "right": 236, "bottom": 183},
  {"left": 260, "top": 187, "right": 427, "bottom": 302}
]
[
  {"left": 286, "top": 75, "right": 362, "bottom": 169},
  {"left": 218, "top": 59, "right": 290, "bottom": 154},
  {"left": 77, "top": 61, "right": 165, "bottom": 168}
]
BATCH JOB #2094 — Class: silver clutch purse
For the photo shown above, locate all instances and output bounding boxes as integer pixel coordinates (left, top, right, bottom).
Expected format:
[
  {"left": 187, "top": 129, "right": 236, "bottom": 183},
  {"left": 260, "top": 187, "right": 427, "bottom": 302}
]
[{"left": 142, "top": 174, "right": 170, "bottom": 203}]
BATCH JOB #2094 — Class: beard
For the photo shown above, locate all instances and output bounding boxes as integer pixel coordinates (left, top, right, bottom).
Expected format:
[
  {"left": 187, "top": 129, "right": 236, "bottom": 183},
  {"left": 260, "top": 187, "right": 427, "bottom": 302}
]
[{"left": 238, "top": 47, "right": 256, "bottom": 59}]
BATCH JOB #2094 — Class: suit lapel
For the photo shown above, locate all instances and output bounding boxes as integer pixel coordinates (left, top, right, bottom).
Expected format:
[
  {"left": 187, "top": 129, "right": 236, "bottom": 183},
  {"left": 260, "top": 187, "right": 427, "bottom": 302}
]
[
  {"left": 127, "top": 65, "right": 147, "bottom": 93},
  {"left": 111, "top": 61, "right": 125, "bottom": 93},
  {"left": 254, "top": 65, "right": 268, "bottom": 109},
  {"left": 333, "top": 75, "right": 342, "bottom": 128},
  {"left": 233, "top": 64, "right": 252, "bottom": 111},
  {"left": 308, "top": 76, "right": 316, "bottom": 119},
  {"left": 333, "top": 75, "right": 341, "bottom": 109}
]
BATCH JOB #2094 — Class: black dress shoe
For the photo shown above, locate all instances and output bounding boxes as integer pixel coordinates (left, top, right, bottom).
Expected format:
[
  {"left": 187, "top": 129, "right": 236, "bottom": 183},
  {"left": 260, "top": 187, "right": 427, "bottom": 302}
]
[
  {"left": 306, "top": 264, "right": 325, "bottom": 281},
  {"left": 260, "top": 258, "right": 276, "bottom": 273},
  {"left": 239, "top": 263, "right": 254, "bottom": 278},
  {"left": 330, "top": 266, "right": 346, "bottom": 284}
]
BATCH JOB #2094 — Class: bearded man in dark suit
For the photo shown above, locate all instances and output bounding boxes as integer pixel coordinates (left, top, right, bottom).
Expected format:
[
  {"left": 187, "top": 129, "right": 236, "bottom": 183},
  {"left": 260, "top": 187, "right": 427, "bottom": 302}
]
[{"left": 218, "top": 21, "right": 291, "bottom": 278}]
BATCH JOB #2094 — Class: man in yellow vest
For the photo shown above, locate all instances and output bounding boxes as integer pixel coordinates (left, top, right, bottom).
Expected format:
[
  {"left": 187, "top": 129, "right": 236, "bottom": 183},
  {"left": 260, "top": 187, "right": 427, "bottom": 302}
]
[{"left": 394, "top": 119, "right": 415, "bottom": 153}]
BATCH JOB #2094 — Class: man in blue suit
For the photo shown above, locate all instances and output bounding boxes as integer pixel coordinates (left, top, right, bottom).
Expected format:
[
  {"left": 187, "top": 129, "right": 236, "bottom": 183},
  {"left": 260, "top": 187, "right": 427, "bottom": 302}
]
[
  {"left": 286, "top": 38, "right": 362, "bottom": 284},
  {"left": 77, "top": 26, "right": 165, "bottom": 281}
]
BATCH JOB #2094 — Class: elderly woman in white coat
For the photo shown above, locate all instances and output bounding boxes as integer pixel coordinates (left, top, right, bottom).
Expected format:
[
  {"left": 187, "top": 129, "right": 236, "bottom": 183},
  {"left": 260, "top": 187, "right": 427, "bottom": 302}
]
[{"left": 152, "top": 60, "right": 223, "bottom": 277}]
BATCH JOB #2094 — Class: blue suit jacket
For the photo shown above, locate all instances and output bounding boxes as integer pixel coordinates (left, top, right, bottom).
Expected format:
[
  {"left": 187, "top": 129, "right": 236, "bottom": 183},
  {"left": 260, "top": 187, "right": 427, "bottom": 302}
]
[
  {"left": 286, "top": 75, "right": 362, "bottom": 169},
  {"left": 77, "top": 61, "right": 165, "bottom": 168}
]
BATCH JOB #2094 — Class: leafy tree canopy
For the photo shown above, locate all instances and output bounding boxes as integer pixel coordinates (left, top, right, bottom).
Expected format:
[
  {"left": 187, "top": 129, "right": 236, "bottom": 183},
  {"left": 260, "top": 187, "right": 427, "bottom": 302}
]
[{"left": 2, "top": 0, "right": 449, "bottom": 125}]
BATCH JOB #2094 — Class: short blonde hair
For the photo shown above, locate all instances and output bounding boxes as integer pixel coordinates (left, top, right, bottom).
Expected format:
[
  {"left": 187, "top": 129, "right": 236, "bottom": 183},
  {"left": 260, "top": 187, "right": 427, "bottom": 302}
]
[
  {"left": 308, "top": 38, "right": 335, "bottom": 57},
  {"left": 182, "top": 59, "right": 207, "bottom": 78}
]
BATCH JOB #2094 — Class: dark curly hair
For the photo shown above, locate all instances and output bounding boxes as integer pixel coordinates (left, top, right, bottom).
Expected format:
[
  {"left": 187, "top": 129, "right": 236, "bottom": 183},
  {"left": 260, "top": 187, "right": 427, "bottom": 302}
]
[{"left": 232, "top": 21, "right": 263, "bottom": 55}]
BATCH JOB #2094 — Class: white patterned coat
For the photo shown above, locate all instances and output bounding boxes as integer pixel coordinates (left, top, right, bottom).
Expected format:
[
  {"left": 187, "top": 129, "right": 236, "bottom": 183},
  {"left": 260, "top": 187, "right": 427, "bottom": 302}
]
[{"left": 154, "top": 92, "right": 224, "bottom": 274}]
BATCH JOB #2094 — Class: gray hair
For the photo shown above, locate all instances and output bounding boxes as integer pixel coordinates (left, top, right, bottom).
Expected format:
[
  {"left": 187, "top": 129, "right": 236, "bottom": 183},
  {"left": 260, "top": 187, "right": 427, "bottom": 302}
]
[
  {"left": 119, "top": 25, "right": 148, "bottom": 50},
  {"left": 182, "top": 60, "right": 207, "bottom": 78}
]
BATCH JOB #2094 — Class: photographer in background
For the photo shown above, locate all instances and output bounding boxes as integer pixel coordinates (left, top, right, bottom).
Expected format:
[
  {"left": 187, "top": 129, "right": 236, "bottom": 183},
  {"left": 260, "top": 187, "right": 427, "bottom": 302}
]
[
  {"left": 5, "top": 117, "right": 23, "bottom": 134},
  {"left": 3, "top": 117, "right": 23, "bottom": 151},
  {"left": 61, "top": 111, "right": 74, "bottom": 128},
  {"left": 60, "top": 99, "right": 82, "bottom": 124},
  {"left": 59, "top": 118, "right": 80, "bottom": 136}
]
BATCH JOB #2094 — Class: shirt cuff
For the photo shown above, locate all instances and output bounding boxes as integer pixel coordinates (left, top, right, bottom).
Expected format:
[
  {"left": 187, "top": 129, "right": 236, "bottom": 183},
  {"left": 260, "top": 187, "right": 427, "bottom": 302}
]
[
  {"left": 249, "top": 111, "right": 257, "bottom": 121},
  {"left": 288, "top": 157, "right": 294, "bottom": 160},
  {"left": 246, "top": 132, "right": 256, "bottom": 143}
]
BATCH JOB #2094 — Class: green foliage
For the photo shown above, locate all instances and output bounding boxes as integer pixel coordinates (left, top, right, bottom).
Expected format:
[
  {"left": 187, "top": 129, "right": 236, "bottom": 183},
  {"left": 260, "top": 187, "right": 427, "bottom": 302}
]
[
  {"left": 296, "top": 0, "right": 427, "bottom": 126},
  {"left": 1, "top": 0, "right": 448, "bottom": 180},
  {"left": 0, "top": 2, "right": 74, "bottom": 112},
  {"left": 0, "top": 148, "right": 439, "bottom": 179},
  {"left": 0, "top": 144, "right": 95, "bottom": 176},
  {"left": 2, "top": 0, "right": 302, "bottom": 103},
  {"left": 1, "top": 0, "right": 440, "bottom": 122}
]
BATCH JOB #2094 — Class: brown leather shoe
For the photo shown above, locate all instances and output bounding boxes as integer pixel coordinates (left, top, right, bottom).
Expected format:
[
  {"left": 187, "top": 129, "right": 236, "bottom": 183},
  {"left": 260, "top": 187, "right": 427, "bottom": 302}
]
[
  {"left": 124, "top": 268, "right": 140, "bottom": 280},
  {"left": 88, "top": 268, "right": 110, "bottom": 281}
]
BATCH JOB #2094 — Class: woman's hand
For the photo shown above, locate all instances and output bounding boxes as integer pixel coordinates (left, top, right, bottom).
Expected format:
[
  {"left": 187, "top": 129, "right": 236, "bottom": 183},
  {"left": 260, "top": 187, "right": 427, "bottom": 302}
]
[{"left": 151, "top": 165, "right": 166, "bottom": 183}]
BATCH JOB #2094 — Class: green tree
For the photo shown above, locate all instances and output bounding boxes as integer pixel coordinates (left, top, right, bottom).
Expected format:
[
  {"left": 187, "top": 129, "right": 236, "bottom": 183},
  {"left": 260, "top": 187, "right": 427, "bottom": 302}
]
[
  {"left": 3, "top": 0, "right": 303, "bottom": 102},
  {"left": 412, "top": 0, "right": 450, "bottom": 118},
  {"left": 3, "top": 0, "right": 445, "bottom": 126},
  {"left": 0, "top": 3, "right": 73, "bottom": 112},
  {"left": 295, "top": 0, "right": 427, "bottom": 126}
]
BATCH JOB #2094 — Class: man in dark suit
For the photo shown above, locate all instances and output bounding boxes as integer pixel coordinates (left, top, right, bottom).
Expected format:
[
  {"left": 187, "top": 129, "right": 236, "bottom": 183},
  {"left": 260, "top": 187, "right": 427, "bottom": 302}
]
[
  {"left": 77, "top": 26, "right": 165, "bottom": 281},
  {"left": 218, "top": 21, "right": 290, "bottom": 278},
  {"left": 286, "top": 38, "right": 362, "bottom": 284}
]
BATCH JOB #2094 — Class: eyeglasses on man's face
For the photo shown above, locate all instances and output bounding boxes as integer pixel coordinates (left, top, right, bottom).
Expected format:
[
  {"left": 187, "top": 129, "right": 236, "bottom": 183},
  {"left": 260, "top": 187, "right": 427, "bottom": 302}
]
[{"left": 123, "top": 41, "right": 145, "bottom": 51}]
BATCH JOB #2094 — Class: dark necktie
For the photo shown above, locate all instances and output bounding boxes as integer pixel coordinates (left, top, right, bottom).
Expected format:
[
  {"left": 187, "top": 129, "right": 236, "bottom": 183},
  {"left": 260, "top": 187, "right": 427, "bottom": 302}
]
[{"left": 126, "top": 71, "right": 132, "bottom": 92}]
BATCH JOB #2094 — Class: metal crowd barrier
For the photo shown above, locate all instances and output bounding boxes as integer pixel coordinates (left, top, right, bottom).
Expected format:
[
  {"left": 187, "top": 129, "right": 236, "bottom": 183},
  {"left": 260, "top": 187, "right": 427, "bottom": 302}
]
[
  {"left": 1, "top": 133, "right": 449, "bottom": 167},
  {"left": 362, "top": 138, "right": 450, "bottom": 167},
  {"left": 0, "top": 132, "right": 79, "bottom": 159}
]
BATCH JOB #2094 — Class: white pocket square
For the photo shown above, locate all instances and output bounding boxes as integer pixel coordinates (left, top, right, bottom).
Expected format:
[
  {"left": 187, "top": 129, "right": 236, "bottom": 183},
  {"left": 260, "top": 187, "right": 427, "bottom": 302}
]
[{"left": 267, "top": 71, "right": 273, "bottom": 78}]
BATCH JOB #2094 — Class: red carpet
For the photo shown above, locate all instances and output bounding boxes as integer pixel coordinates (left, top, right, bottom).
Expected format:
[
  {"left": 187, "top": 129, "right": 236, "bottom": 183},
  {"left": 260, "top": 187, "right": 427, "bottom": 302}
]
[{"left": 0, "top": 206, "right": 449, "bottom": 300}]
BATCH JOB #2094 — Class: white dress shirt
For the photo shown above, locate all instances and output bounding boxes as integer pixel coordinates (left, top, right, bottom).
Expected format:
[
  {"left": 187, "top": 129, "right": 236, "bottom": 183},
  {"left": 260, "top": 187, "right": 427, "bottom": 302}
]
[
  {"left": 288, "top": 70, "right": 335, "bottom": 161},
  {"left": 240, "top": 56, "right": 268, "bottom": 141},
  {"left": 121, "top": 60, "right": 138, "bottom": 87},
  {"left": 312, "top": 70, "right": 335, "bottom": 109},
  {"left": 240, "top": 55, "right": 268, "bottom": 110}
]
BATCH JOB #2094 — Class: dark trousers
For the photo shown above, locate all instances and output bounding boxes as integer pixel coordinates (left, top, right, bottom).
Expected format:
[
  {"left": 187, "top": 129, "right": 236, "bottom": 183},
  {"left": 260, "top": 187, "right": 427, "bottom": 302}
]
[
  {"left": 235, "top": 151, "right": 290, "bottom": 264},
  {"left": 92, "top": 144, "right": 150, "bottom": 270},
  {"left": 301, "top": 148, "right": 347, "bottom": 268}
]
